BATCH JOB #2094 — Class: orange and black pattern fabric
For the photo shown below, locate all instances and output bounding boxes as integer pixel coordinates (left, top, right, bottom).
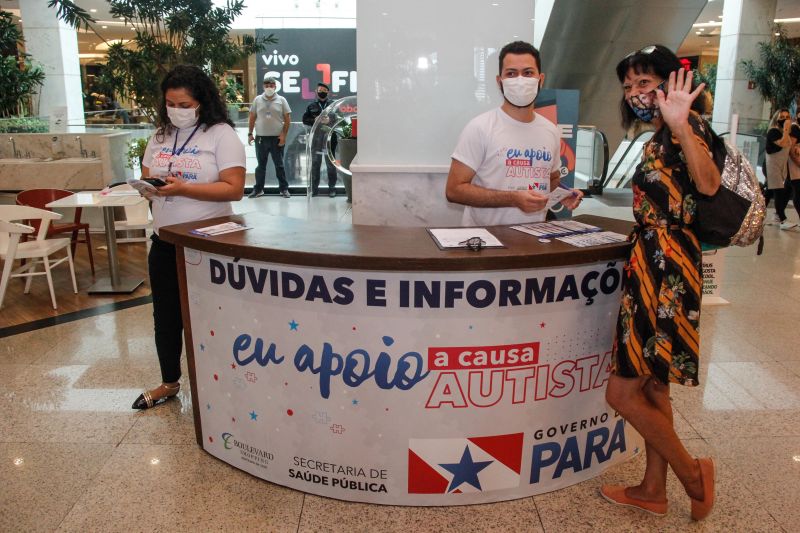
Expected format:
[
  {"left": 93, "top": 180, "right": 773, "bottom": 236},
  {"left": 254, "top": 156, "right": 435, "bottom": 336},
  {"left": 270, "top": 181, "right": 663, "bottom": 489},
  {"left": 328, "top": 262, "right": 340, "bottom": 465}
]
[{"left": 612, "top": 113, "right": 721, "bottom": 387}]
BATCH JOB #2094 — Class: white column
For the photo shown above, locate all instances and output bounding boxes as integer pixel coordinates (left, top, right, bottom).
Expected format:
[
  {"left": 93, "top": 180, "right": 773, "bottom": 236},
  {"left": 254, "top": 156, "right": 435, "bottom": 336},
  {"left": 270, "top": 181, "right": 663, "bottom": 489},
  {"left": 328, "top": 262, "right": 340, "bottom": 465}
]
[
  {"left": 712, "top": 0, "right": 776, "bottom": 133},
  {"left": 19, "top": 1, "right": 85, "bottom": 126}
]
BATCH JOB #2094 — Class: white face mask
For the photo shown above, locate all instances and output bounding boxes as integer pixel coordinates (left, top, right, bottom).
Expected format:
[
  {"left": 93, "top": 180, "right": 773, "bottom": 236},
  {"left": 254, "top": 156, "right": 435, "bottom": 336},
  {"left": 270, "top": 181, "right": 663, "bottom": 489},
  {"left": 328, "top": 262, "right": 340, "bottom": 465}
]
[
  {"left": 501, "top": 76, "right": 540, "bottom": 107},
  {"left": 264, "top": 87, "right": 276, "bottom": 97},
  {"left": 167, "top": 106, "right": 199, "bottom": 128}
]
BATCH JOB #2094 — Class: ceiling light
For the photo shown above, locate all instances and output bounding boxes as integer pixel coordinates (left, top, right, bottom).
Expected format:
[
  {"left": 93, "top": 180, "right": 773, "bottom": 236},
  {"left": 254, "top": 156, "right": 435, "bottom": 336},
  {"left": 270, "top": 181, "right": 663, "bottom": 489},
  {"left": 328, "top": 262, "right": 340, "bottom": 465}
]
[
  {"left": 775, "top": 32, "right": 781, "bottom": 36},
  {"left": 706, "top": 40, "right": 710, "bottom": 44},
  {"left": 718, "top": 15, "right": 723, "bottom": 18},
  {"left": 696, "top": 31, "right": 702, "bottom": 35},
  {"left": 90, "top": 8, "right": 97, "bottom": 12},
  {"left": 13, "top": 458, "right": 23, "bottom": 466}
]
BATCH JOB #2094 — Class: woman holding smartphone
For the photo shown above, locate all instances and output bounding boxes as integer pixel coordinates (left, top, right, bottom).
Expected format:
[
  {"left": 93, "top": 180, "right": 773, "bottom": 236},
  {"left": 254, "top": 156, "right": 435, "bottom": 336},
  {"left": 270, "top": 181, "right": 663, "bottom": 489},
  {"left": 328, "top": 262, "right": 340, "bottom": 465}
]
[
  {"left": 132, "top": 65, "right": 245, "bottom": 410},
  {"left": 602, "top": 45, "right": 720, "bottom": 521}
]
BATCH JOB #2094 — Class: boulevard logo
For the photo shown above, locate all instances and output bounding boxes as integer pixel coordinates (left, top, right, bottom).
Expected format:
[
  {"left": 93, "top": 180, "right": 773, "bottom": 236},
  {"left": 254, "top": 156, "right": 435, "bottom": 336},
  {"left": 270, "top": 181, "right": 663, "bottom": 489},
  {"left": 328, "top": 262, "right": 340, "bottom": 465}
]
[{"left": 220, "top": 432, "right": 274, "bottom": 470}]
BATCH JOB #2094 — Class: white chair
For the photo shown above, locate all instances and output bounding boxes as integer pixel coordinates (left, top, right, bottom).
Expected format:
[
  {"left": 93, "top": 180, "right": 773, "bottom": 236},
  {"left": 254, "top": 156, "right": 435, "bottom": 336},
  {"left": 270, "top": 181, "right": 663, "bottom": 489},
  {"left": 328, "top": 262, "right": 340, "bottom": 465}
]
[
  {"left": 0, "top": 206, "right": 78, "bottom": 310},
  {"left": 109, "top": 183, "right": 152, "bottom": 243}
]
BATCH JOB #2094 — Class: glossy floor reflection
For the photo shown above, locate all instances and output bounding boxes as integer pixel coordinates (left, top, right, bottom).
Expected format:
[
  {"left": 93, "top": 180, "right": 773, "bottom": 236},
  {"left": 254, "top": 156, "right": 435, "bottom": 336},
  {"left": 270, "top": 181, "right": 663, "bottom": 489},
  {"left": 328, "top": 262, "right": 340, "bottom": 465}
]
[{"left": 1, "top": 197, "right": 798, "bottom": 532}]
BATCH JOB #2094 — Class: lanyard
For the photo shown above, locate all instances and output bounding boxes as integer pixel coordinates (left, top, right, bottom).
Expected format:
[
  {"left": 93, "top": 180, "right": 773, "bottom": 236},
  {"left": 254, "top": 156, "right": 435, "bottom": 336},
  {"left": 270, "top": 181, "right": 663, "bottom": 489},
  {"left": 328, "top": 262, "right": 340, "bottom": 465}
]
[{"left": 167, "top": 124, "right": 201, "bottom": 175}]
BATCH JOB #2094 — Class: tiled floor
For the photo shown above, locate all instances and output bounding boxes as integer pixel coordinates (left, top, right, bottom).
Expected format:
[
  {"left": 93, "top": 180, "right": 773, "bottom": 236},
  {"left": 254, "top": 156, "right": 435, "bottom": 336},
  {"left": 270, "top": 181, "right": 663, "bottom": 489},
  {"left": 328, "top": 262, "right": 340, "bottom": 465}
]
[{"left": 2, "top": 194, "right": 799, "bottom": 532}]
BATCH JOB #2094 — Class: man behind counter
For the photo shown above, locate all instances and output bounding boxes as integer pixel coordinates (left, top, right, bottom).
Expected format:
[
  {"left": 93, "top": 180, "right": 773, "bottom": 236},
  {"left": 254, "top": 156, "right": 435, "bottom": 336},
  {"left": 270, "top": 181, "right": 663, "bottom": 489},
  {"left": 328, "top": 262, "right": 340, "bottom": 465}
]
[{"left": 445, "top": 41, "right": 582, "bottom": 226}]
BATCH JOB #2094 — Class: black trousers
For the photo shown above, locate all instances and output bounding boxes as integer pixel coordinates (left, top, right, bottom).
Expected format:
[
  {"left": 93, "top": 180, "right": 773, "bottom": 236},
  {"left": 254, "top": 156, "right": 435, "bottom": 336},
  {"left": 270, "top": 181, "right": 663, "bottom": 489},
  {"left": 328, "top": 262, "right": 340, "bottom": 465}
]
[
  {"left": 772, "top": 181, "right": 792, "bottom": 222},
  {"left": 254, "top": 135, "right": 289, "bottom": 192},
  {"left": 789, "top": 179, "right": 800, "bottom": 219},
  {"left": 148, "top": 235, "right": 183, "bottom": 383},
  {"left": 310, "top": 151, "right": 337, "bottom": 194}
]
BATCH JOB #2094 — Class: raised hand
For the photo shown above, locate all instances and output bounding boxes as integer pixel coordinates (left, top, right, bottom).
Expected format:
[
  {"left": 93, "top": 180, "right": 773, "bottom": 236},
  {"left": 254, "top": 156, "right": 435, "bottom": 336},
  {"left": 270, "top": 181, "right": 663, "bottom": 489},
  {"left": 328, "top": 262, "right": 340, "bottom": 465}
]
[{"left": 655, "top": 69, "right": 705, "bottom": 137}]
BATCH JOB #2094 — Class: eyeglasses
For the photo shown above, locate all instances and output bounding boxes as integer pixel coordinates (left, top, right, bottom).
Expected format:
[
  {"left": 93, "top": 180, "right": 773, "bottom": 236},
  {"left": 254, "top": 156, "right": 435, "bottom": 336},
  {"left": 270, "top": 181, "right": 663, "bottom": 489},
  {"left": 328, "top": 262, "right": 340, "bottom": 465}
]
[
  {"left": 624, "top": 45, "right": 657, "bottom": 59},
  {"left": 458, "top": 237, "right": 486, "bottom": 251}
]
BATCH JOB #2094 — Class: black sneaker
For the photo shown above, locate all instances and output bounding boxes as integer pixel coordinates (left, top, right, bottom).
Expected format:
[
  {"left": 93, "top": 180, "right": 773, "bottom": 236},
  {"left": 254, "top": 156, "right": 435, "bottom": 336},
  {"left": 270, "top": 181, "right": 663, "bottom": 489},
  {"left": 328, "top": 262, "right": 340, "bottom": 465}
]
[
  {"left": 247, "top": 190, "right": 262, "bottom": 199},
  {"left": 280, "top": 190, "right": 291, "bottom": 198},
  {"left": 329, "top": 190, "right": 337, "bottom": 198}
]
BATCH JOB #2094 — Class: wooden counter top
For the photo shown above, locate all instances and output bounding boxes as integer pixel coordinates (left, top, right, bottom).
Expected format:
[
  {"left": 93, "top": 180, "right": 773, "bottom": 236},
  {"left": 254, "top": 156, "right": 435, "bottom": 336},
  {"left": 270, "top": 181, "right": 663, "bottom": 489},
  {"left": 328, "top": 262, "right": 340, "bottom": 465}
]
[{"left": 159, "top": 213, "right": 633, "bottom": 272}]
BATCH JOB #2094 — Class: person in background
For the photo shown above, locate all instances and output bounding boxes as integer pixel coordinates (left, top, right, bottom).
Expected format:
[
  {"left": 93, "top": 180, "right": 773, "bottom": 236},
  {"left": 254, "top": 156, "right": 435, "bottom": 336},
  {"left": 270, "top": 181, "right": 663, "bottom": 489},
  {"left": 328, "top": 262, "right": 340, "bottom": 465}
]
[
  {"left": 445, "top": 40, "right": 582, "bottom": 226},
  {"left": 785, "top": 113, "right": 800, "bottom": 228},
  {"left": 602, "top": 45, "right": 719, "bottom": 521},
  {"left": 248, "top": 76, "right": 292, "bottom": 198},
  {"left": 303, "top": 83, "right": 338, "bottom": 197},
  {"left": 132, "top": 65, "right": 245, "bottom": 409},
  {"left": 765, "top": 109, "right": 795, "bottom": 229}
]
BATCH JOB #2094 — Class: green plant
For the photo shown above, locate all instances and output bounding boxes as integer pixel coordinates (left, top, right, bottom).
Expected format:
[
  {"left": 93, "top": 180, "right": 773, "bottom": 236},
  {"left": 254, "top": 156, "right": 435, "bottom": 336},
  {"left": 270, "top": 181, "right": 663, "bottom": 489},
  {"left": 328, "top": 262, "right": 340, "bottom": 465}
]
[
  {"left": 341, "top": 122, "right": 353, "bottom": 139},
  {"left": 48, "top": 0, "right": 275, "bottom": 121},
  {"left": 0, "top": 116, "right": 48, "bottom": 133},
  {"left": 125, "top": 137, "right": 149, "bottom": 169},
  {"left": 741, "top": 25, "right": 800, "bottom": 113},
  {"left": 221, "top": 76, "right": 243, "bottom": 104},
  {"left": 0, "top": 10, "right": 45, "bottom": 117},
  {"left": 693, "top": 63, "right": 717, "bottom": 98}
]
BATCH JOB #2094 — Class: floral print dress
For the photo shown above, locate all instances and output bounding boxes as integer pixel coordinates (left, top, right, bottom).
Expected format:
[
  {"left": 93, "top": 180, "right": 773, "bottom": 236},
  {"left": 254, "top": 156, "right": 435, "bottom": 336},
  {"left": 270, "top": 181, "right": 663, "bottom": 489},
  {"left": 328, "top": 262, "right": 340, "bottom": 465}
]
[{"left": 612, "top": 113, "right": 721, "bottom": 387}]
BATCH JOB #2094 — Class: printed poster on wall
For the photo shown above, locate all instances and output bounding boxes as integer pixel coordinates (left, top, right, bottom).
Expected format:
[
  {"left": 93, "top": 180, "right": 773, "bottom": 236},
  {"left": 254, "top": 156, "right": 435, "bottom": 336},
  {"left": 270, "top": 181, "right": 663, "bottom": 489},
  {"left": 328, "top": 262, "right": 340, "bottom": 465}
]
[
  {"left": 255, "top": 29, "right": 357, "bottom": 117},
  {"left": 537, "top": 89, "right": 579, "bottom": 191},
  {"left": 184, "top": 250, "right": 641, "bottom": 505}
]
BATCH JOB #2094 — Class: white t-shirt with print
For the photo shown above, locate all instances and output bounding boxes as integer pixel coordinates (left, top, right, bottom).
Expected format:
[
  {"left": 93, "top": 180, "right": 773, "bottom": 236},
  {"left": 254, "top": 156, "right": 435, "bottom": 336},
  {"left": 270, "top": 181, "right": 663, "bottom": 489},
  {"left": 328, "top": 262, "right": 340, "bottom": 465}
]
[
  {"left": 451, "top": 108, "right": 562, "bottom": 226},
  {"left": 143, "top": 122, "right": 246, "bottom": 234}
]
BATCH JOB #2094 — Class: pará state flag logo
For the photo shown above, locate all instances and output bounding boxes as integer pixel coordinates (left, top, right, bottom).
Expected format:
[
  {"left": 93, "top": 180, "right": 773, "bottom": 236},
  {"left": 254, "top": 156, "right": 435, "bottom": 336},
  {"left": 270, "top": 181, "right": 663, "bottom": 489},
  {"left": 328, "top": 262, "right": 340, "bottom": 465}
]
[{"left": 408, "top": 433, "right": 523, "bottom": 494}]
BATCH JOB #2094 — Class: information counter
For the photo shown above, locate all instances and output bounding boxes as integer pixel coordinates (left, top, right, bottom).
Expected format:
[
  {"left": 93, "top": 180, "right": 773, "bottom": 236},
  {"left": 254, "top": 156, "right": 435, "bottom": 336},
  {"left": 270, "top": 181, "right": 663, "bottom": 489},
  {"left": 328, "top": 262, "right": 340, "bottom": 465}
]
[{"left": 160, "top": 213, "right": 642, "bottom": 506}]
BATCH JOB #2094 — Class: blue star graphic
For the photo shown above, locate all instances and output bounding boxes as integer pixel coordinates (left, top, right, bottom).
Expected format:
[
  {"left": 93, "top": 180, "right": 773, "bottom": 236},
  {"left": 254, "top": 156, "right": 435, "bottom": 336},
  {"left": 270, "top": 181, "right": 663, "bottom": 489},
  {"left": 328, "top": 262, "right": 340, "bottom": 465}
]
[
  {"left": 249, "top": 410, "right": 258, "bottom": 420},
  {"left": 439, "top": 446, "right": 493, "bottom": 492},
  {"left": 206, "top": 403, "right": 211, "bottom": 410},
  {"left": 289, "top": 320, "right": 299, "bottom": 331},
  {"left": 200, "top": 343, "right": 205, "bottom": 351},
  {"left": 352, "top": 399, "right": 358, "bottom": 405}
]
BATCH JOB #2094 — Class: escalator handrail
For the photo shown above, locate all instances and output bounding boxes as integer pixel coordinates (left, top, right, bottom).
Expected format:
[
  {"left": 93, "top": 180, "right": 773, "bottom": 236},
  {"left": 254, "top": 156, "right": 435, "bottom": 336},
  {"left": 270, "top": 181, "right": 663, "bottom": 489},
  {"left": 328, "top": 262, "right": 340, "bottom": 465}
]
[
  {"left": 602, "top": 130, "right": 654, "bottom": 189},
  {"left": 598, "top": 129, "right": 609, "bottom": 185}
]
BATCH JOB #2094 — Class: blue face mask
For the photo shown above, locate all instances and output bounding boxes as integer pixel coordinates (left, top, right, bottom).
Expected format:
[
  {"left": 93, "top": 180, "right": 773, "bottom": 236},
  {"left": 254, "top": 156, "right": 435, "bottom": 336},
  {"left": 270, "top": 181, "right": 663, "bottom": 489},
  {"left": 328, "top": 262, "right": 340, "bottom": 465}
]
[{"left": 627, "top": 81, "right": 665, "bottom": 123}]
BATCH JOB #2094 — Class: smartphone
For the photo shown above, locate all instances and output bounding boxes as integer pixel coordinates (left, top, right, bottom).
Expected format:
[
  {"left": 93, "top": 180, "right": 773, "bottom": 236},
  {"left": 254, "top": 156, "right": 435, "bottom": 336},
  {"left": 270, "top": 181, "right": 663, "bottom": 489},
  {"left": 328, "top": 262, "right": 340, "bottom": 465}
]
[{"left": 143, "top": 177, "right": 167, "bottom": 187}]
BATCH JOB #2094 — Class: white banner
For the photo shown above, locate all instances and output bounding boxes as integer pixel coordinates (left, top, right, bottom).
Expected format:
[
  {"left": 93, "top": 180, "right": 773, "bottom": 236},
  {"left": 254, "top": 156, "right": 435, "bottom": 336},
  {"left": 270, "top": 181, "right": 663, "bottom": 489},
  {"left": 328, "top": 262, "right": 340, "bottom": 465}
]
[{"left": 184, "top": 250, "right": 642, "bottom": 505}]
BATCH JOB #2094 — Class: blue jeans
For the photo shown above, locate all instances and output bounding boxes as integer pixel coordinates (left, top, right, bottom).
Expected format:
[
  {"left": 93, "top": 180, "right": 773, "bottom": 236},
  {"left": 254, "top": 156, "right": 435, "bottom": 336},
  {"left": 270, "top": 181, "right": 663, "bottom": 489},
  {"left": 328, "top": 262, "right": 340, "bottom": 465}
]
[{"left": 254, "top": 135, "right": 289, "bottom": 192}]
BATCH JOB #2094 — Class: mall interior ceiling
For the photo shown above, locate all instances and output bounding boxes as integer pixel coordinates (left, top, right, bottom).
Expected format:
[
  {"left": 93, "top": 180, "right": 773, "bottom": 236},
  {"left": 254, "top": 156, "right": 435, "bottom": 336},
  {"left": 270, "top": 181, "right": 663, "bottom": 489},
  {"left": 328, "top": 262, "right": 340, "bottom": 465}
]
[{"left": 2, "top": 0, "right": 798, "bottom": 59}]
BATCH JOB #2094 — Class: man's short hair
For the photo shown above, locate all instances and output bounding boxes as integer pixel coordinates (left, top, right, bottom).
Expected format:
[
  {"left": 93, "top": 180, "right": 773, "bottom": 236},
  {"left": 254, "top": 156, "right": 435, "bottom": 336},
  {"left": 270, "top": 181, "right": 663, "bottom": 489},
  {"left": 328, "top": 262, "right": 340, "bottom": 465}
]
[
  {"left": 498, "top": 41, "right": 542, "bottom": 73},
  {"left": 263, "top": 76, "right": 277, "bottom": 84},
  {"left": 317, "top": 83, "right": 330, "bottom": 91}
]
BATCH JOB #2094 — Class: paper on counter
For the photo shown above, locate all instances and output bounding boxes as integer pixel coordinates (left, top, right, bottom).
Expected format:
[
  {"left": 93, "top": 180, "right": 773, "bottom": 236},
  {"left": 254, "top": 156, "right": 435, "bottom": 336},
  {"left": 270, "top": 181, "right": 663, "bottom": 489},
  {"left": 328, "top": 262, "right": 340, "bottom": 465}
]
[
  {"left": 190, "top": 222, "right": 251, "bottom": 236},
  {"left": 510, "top": 220, "right": 601, "bottom": 238},
  {"left": 556, "top": 231, "right": 628, "bottom": 247},
  {"left": 427, "top": 227, "right": 504, "bottom": 249}
]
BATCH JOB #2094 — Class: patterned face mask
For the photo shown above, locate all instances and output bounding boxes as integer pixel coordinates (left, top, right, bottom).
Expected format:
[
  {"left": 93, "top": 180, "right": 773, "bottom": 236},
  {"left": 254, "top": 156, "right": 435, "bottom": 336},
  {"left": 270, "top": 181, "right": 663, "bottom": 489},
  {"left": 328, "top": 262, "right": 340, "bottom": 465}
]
[{"left": 627, "top": 81, "right": 665, "bottom": 122}]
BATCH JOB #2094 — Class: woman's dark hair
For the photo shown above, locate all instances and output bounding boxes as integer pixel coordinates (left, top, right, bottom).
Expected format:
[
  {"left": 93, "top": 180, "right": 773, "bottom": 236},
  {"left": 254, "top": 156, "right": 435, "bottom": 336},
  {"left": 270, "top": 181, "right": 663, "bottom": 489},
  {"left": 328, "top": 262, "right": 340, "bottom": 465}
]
[
  {"left": 615, "top": 44, "right": 708, "bottom": 130},
  {"left": 155, "top": 64, "right": 233, "bottom": 141}
]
